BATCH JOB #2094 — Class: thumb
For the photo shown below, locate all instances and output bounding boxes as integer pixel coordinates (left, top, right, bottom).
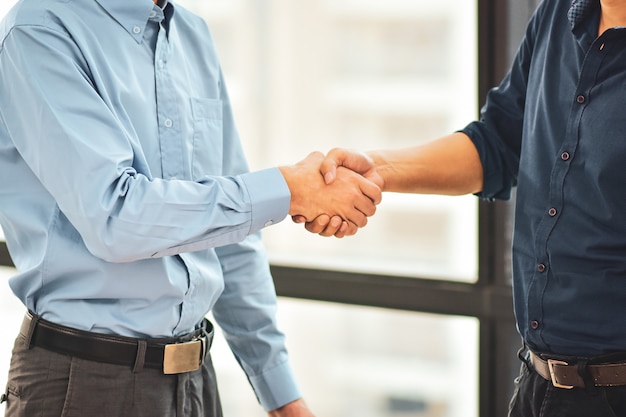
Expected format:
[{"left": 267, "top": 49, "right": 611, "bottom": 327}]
[
  {"left": 321, "top": 148, "right": 375, "bottom": 184},
  {"left": 320, "top": 156, "right": 339, "bottom": 185}
]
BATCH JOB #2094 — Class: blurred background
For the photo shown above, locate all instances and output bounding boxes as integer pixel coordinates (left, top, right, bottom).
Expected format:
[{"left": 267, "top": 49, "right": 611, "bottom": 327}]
[{"left": 0, "top": 0, "right": 539, "bottom": 416}]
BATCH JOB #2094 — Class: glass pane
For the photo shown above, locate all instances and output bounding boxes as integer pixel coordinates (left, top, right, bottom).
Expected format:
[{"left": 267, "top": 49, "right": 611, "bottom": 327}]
[
  {"left": 211, "top": 298, "right": 479, "bottom": 417},
  {"left": 179, "top": 0, "right": 479, "bottom": 282}
]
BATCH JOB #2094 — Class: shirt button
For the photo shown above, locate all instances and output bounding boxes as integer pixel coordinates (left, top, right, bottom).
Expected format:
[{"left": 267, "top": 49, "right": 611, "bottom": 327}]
[
  {"left": 164, "top": 119, "right": 173, "bottom": 128},
  {"left": 264, "top": 220, "right": 274, "bottom": 227},
  {"left": 537, "top": 263, "right": 546, "bottom": 273},
  {"left": 132, "top": 26, "right": 142, "bottom": 34},
  {"left": 600, "top": 43, "right": 605, "bottom": 51},
  {"left": 548, "top": 207, "right": 557, "bottom": 217},
  {"left": 576, "top": 95, "right": 585, "bottom": 104},
  {"left": 530, "top": 320, "right": 540, "bottom": 330},
  {"left": 561, "top": 151, "right": 570, "bottom": 161}
]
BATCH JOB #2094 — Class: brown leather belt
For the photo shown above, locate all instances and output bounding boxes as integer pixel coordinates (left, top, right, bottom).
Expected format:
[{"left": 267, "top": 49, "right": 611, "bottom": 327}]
[
  {"left": 530, "top": 351, "right": 626, "bottom": 389},
  {"left": 21, "top": 312, "right": 213, "bottom": 374}
]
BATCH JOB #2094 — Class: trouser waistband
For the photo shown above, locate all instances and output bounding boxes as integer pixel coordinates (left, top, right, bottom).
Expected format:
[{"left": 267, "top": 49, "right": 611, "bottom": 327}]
[
  {"left": 20, "top": 311, "right": 213, "bottom": 374},
  {"left": 529, "top": 350, "right": 626, "bottom": 389}
]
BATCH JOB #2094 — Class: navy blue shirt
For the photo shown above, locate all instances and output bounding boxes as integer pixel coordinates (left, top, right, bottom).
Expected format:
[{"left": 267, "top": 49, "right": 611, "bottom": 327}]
[{"left": 463, "top": 0, "right": 626, "bottom": 356}]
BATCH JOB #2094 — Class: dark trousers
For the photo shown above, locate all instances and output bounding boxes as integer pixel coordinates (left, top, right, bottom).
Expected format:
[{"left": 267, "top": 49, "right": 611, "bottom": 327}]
[
  {"left": 2, "top": 332, "right": 223, "bottom": 417},
  {"left": 509, "top": 360, "right": 626, "bottom": 417}
]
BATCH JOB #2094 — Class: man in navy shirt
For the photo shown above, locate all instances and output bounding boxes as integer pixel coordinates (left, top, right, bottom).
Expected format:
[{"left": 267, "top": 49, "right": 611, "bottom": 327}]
[{"left": 303, "top": 0, "right": 626, "bottom": 415}]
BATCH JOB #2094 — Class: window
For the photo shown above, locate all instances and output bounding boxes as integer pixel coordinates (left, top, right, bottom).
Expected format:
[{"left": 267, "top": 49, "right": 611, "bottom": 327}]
[
  {"left": 181, "top": 0, "right": 479, "bottom": 282},
  {"left": 179, "top": 1, "right": 487, "bottom": 416}
]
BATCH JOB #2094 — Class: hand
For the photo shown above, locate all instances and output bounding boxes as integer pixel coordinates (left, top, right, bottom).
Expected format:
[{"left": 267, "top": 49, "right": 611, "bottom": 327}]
[
  {"left": 292, "top": 213, "right": 352, "bottom": 238},
  {"left": 268, "top": 398, "right": 315, "bottom": 417},
  {"left": 280, "top": 152, "right": 382, "bottom": 232},
  {"left": 320, "top": 147, "right": 384, "bottom": 188},
  {"left": 293, "top": 148, "right": 384, "bottom": 236}
]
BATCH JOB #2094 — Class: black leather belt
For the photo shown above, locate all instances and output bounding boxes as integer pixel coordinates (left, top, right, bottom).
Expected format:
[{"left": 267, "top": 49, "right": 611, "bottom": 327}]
[
  {"left": 21, "top": 312, "right": 213, "bottom": 374},
  {"left": 530, "top": 351, "right": 626, "bottom": 389}
]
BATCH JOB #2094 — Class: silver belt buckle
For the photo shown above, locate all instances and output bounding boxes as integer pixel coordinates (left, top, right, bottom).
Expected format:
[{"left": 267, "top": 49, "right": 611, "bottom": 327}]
[{"left": 163, "top": 336, "right": 206, "bottom": 375}]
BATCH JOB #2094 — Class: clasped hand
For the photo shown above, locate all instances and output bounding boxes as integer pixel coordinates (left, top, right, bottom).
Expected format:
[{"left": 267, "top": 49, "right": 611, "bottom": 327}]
[{"left": 280, "top": 149, "right": 381, "bottom": 238}]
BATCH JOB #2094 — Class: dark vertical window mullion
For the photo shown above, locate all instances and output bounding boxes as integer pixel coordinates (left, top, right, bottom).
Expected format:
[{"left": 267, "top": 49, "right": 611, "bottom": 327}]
[{"left": 478, "top": 1, "right": 538, "bottom": 416}]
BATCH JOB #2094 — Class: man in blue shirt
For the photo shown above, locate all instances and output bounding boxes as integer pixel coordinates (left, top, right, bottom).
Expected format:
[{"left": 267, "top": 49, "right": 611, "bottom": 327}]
[
  {"left": 305, "top": 0, "right": 626, "bottom": 415},
  {"left": 0, "top": 0, "right": 381, "bottom": 416}
]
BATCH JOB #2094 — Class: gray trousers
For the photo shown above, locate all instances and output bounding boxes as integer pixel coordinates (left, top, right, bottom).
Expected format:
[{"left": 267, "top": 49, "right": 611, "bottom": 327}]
[{"left": 2, "top": 331, "right": 223, "bottom": 417}]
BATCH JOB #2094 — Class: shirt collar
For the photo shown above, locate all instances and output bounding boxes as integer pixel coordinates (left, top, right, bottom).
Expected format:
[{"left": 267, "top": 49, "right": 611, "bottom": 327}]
[
  {"left": 567, "top": 0, "right": 599, "bottom": 29},
  {"left": 94, "top": 0, "right": 156, "bottom": 43}
]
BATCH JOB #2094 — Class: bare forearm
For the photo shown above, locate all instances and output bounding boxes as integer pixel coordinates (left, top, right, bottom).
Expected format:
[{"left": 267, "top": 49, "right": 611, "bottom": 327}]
[{"left": 368, "top": 132, "right": 483, "bottom": 195}]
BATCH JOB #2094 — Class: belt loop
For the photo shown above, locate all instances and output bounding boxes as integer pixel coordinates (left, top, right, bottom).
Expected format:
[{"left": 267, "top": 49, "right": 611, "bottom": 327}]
[
  {"left": 133, "top": 339, "right": 147, "bottom": 373},
  {"left": 25, "top": 312, "right": 41, "bottom": 350}
]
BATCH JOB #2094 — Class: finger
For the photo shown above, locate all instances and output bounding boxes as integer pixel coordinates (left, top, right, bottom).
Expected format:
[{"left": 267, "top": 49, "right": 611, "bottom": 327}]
[
  {"left": 344, "top": 208, "right": 368, "bottom": 228},
  {"left": 318, "top": 216, "right": 343, "bottom": 237},
  {"left": 321, "top": 148, "right": 375, "bottom": 185},
  {"left": 291, "top": 215, "right": 307, "bottom": 224},
  {"left": 335, "top": 166, "right": 382, "bottom": 206},
  {"left": 341, "top": 221, "right": 359, "bottom": 236},
  {"left": 350, "top": 186, "right": 378, "bottom": 218},
  {"left": 332, "top": 221, "right": 350, "bottom": 238},
  {"left": 320, "top": 152, "right": 340, "bottom": 184},
  {"left": 304, "top": 214, "right": 331, "bottom": 234},
  {"left": 327, "top": 148, "right": 375, "bottom": 176},
  {"left": 355, "top": 197, "right": 377, "bottom": 218},
  {"left": 364, "top": 170, "right": 385, "bottom": 190},
  {"left": 359, "top": 177, "right": 383, "bottom": 205}
]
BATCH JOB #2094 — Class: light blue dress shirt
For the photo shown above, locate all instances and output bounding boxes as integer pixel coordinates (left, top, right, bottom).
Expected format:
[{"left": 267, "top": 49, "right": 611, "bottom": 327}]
[{"left": 0, "top": 0, "right": 297, "bottom": 410}]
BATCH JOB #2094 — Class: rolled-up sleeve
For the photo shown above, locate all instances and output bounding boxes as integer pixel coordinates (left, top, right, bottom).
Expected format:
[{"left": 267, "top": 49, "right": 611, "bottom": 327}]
[{"left": 460, "top": 4, "right": 543, "bottom": 201}]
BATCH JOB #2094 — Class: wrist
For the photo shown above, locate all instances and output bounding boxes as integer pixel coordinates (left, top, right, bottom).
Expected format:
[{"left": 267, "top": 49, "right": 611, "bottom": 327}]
[
  {"left": 278, "top": 165, "right": 304, "bottom": 217},
  {"left": 366, "top": 150, "right": 389, "bottom": 191},
  {"left": 268, "top": 398, "right": 312, "bottom": 417}
]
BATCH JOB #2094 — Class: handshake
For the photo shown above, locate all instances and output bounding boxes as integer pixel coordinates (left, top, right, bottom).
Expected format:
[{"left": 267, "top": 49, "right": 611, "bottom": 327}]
[{"left": 279, "top": 148, "right": 383, "bottom": 238}]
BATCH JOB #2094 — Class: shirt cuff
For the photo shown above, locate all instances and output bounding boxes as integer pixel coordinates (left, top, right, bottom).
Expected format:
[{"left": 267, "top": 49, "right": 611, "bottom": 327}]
[
  {"left": 249, "top": 360, "right": 302, "bottom": 411},
  {"left": 239, "top": 168, "right": 291, "bottom": 234}
]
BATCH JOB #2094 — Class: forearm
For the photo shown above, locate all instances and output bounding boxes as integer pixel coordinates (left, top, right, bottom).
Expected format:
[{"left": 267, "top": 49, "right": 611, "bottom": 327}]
[
  {"left": 213, "top": 234, "right": 301, "bottom": 411},
  {"left": 368, "top": 132, "right": 484, "bottom": 195}
]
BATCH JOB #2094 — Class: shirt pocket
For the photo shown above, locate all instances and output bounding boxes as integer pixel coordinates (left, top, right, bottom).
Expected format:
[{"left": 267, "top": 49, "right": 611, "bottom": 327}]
[{"left": 190, "top": 98, "right": 223, "bottom": 179}]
